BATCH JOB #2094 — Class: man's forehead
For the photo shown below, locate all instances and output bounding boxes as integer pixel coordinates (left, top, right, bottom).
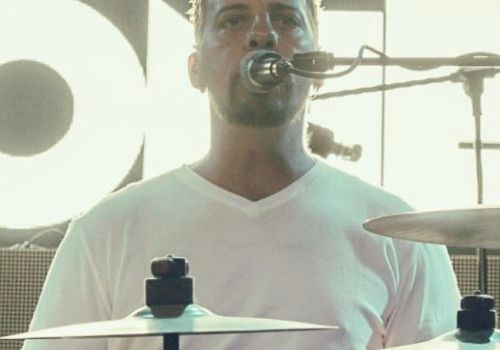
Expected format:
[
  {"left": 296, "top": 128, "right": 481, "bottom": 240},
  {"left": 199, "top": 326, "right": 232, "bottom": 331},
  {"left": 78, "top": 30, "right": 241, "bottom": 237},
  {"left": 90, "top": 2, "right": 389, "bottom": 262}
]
[{"left": 204, "top": 0, "right": 310, "bottom": 14}]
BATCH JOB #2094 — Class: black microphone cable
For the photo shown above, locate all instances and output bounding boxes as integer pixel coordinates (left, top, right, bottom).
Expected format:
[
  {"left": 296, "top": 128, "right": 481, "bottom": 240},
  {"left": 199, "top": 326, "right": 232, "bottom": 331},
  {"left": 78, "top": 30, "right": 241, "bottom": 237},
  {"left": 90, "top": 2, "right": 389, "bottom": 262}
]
[{"left": 289, "top": 45, "right": 387, "bottom": 79}]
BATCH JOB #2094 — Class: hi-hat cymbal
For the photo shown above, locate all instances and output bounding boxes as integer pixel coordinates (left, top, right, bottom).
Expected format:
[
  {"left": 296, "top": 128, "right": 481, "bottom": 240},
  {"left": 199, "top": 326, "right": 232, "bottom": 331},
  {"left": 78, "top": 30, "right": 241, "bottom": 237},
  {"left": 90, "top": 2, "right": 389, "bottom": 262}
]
[
  {"left": 386, "top": 329, "right": 500, "bottom": 349},
  {"left": 2, "top": 304, "right": 337, "bottom": 340},
  {"left": 363, "top": 206, "right": 500, "bottom": 249}
]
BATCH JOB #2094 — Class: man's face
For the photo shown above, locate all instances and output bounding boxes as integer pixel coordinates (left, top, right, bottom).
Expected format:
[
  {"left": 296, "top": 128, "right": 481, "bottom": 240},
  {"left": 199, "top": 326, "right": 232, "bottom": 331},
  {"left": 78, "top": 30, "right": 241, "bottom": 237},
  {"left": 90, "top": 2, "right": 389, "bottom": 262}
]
[{"left": 191, "top": 0, "right": 317, "bottom": 128}]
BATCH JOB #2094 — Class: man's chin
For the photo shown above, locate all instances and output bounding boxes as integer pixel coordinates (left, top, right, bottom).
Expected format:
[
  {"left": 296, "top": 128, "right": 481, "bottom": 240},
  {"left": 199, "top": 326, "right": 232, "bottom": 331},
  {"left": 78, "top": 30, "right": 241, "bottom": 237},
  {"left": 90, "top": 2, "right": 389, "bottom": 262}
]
[
  {"left": 220, "top": 77, "right": 307, "bottom": 127},
  {"left": 224, "top": 101, "right": 298, "bottom": 128}
]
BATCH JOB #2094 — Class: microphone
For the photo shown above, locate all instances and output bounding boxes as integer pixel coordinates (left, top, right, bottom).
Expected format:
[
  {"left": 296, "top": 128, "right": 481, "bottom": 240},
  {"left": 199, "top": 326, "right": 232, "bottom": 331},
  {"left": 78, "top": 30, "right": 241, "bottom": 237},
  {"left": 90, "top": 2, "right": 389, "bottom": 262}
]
[
  {"left": 239, "top": 50, "right": 291, "bottom": 93},
  {"left": 307, "top": 122, "right": 362, "bottom": 161}
]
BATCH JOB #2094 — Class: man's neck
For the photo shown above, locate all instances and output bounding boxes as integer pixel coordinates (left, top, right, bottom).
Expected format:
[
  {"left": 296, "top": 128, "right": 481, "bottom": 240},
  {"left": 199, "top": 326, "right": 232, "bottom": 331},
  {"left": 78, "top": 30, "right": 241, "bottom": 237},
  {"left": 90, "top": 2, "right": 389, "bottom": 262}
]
[{"left": 190, "top": 116, "right": 316, "bottom": 201}]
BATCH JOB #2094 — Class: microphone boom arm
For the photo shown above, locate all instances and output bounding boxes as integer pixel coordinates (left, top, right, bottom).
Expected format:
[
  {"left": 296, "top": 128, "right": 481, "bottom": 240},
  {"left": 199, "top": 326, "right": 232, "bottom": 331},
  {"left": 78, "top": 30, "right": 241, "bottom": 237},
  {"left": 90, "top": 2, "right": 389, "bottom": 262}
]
[{"left": 288, "top": 47, "right": 500, "bottom": 81}]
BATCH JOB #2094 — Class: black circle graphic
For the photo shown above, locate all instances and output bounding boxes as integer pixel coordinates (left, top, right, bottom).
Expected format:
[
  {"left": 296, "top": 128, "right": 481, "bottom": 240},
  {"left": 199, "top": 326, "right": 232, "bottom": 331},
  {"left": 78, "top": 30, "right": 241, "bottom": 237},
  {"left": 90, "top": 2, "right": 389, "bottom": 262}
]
[{"left": 0, "top": 60, "right": 73, "bottom": 156}]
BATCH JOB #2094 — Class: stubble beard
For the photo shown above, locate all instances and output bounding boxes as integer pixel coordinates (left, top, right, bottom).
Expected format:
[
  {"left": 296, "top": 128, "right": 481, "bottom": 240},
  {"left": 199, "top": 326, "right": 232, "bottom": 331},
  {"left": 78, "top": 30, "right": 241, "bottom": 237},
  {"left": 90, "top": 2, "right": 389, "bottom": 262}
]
[{"left": 211, "top": 76, "right": 309, "bottom": 128}]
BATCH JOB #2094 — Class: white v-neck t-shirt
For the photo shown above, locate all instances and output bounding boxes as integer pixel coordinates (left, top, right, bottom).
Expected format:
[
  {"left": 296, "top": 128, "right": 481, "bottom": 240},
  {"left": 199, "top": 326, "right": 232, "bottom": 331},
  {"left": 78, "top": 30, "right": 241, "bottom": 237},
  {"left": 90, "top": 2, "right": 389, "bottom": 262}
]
[{"left": 23, "top": 159, "right": 460, "bottom": 350}]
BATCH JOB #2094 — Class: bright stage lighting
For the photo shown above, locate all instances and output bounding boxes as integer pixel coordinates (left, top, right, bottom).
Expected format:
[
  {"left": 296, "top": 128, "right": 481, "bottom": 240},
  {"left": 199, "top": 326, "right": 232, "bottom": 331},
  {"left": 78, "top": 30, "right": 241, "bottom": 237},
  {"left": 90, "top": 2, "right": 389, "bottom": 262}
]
[{"left": 0, "top": 0, "right": 145, "bottom": 229}]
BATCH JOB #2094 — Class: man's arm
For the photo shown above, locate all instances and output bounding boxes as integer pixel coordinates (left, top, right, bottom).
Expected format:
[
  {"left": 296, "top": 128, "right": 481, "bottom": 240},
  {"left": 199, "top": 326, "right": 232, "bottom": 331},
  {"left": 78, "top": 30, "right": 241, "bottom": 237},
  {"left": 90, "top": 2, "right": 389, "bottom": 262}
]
[{"left": 383, "top": 241, "right": 461, "bottom": 348}]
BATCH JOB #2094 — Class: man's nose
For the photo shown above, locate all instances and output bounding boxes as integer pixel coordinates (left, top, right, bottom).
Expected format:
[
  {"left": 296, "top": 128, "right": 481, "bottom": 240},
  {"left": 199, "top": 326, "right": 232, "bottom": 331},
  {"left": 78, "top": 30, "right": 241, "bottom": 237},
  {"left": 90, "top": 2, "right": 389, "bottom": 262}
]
[{"left": 245, "top": 14, "right": 277, "bottom": 50}]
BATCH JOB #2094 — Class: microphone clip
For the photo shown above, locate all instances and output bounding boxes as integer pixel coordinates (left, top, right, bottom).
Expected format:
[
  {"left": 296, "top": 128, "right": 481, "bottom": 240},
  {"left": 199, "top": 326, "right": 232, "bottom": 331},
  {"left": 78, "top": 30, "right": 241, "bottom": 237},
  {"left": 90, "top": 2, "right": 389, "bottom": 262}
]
[{"left": 291, "top": 52, "right": 335, "bottom": 72}]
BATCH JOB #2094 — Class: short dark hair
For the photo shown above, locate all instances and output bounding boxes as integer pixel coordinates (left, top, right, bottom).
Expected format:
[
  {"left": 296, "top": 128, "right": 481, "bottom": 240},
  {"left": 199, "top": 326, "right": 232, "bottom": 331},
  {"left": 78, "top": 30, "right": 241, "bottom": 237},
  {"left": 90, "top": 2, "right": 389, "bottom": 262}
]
[{"left": 187, "top": 0, "right": 320, "bottom": 44}]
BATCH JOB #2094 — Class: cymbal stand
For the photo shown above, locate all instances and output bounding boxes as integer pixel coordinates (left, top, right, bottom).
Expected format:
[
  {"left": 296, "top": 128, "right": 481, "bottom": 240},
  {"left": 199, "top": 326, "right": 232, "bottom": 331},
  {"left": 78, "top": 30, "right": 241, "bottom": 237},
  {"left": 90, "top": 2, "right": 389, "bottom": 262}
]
[
  {"left": 164, "top": 334, "right": 180, "bottom": 350},
  {"left": 147, "top": 256, "right": 193, "bottom": 350},
  {"left": 458, "top": 68, "right": 497, "bottom": 294}
]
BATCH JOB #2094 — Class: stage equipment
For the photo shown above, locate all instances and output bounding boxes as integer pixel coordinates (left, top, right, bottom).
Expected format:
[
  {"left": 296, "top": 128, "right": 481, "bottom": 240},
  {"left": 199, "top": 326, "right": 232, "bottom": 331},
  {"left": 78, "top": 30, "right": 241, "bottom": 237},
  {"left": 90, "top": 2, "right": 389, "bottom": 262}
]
[
  {"left": 1, "top": 256, "right": 336, "bottom": 350},
  {"left": 365, "top": 206, "right": 500, "bottom": 349},
  {"left": 2, "top": 249, "right": 498, "bottom": 350},
  {"left": 0, "top": 248, "right": 57, "bottom": 350},
  {"left": 460, "top": 142, "right": 500, "bottom": 150},
  {"left": 307, "top": 122, "right": 362, "bottom": 161},
  {"left": 300, "top": 45, "right": 500, "bottom": 295},
  {"left": 385, "top": 328, "right": 500, "bottom": 349},
  {"left": 357, "top": 44, "right": 500, "bottom": 347},
  {"left": 241, "top": 47, "right": 500, "bottom": 91},
  {"left": 363, "top": 206, "right": 500, "bottom": 250},
  {"left": 383, "top": 288, "right": 500, "bottom": 348}
]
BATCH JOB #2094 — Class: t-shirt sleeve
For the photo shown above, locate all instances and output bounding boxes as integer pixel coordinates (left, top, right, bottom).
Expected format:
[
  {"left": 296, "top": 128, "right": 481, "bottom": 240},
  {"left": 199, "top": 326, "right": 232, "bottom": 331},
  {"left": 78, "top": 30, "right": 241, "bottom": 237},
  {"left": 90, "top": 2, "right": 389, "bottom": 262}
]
[
  {"left": 21, "top": 219, "right": 110, "bottom": 350},
  {"left": 383, "top": 240, "right": 461, "bottom": 348}
]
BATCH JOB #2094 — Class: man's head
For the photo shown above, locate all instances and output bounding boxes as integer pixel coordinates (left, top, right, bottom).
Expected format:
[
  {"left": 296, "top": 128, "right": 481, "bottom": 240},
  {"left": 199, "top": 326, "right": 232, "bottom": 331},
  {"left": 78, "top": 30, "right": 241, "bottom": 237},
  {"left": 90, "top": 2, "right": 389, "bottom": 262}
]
[
  {"left": 187, "top": 0, "right": 320, "bottom": 128},
  {"left": 188, "top": 0, "right": 320, "bottom": 45}
]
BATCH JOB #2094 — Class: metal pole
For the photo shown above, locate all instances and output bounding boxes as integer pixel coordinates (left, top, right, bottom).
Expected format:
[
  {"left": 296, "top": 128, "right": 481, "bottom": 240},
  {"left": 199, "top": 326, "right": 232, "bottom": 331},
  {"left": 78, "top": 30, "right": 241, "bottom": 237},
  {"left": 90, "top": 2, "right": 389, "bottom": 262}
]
[
  {"left": 380, "top": 3, "right": 387, "bottom": 187},
  {"left": 332, "top": 56, "right": 500, "bottom": 68},
  {"left": 461, "top": 69, "right": 488, "bottom": 294},
  {"left": 164, "top": 334, "right": 180, "bottom": 350}
]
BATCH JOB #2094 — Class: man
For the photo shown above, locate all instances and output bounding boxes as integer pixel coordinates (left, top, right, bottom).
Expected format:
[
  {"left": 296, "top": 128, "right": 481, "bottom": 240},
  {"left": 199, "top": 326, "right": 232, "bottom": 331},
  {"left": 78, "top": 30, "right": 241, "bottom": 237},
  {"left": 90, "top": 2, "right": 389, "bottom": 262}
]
[{"left": 23, "top": 0, "right": 460, "bottom": 349}]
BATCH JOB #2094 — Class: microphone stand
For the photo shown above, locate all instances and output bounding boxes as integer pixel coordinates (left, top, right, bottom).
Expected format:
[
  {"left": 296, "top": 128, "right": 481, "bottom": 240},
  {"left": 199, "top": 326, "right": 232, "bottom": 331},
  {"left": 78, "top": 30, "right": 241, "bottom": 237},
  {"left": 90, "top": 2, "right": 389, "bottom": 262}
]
[
  {"left": 311, "top": 72, "right": 463, "bottom": 100},
  {"left": 311, "top": 68, "right": 500, "bottom": 101},
  {"left": 311, "top": 65, "right": 500, "bottom": 294},
  {"left": 331, "top": 55, "right": 500, "bottom": 70}
]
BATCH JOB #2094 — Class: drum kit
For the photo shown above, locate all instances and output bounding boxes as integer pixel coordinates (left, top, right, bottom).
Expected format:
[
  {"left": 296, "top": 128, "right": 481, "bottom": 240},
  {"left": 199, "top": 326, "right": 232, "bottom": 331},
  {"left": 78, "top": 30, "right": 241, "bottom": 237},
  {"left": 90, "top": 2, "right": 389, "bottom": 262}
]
[
  {"left": 364, "top": 207, "right": 500, "bottom": 349},
  {"left": 1, "top": 255, "right": 337, "bottom": 350},
  {"left": 1, "top": 208, "right": 500, "bottom": 349}
]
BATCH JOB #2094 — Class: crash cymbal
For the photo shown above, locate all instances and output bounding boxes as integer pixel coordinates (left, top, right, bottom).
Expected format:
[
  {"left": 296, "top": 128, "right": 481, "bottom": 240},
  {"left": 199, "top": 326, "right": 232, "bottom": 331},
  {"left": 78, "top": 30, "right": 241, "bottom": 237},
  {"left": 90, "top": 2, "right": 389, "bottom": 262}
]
[
  {"left": 385, "top": 329, "right": 500, "bottom": 349},
  {"left": 2, "top": 304, "right": 337, "bottom": 340},
  {"left": 363, "top": 206, "right": 500, "bottom": 249}
]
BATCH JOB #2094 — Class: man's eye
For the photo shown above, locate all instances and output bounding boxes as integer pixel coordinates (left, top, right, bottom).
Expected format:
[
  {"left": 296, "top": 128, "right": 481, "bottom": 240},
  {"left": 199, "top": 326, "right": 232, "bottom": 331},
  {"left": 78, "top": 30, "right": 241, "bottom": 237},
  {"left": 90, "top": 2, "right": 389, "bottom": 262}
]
[
  {"left": 273, "top": 14, "right": 301, "bottom": 28},
  {"left": 221, "top": 16, "right": 246, "bottom": 29}
]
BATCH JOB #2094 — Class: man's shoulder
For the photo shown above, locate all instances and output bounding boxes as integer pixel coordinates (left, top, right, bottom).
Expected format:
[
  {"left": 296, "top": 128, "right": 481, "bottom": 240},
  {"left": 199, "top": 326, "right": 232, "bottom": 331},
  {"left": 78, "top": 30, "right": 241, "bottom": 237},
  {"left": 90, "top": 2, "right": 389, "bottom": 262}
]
[
  {"left": 315, "top": 160, "right": 412, "bottom": 215},
  {"left": 73, "top": 166, "right": 186, "bottom": 229}
]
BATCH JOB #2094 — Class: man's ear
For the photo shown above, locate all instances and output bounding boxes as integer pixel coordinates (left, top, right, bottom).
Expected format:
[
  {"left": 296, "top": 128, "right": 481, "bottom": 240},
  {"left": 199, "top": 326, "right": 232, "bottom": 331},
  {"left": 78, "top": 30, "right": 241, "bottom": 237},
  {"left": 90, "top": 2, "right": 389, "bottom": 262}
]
[{"left": 188, "top": 52, "right": 206, "bottom": 92}]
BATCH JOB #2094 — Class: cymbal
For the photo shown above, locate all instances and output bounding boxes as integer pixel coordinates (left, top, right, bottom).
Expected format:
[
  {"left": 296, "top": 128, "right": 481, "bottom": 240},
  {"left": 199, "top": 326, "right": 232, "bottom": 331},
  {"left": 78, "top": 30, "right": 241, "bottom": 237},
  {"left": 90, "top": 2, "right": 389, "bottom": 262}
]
[
  {"left": 385, "top": 329, "right": 500, "bottom": 349},
  {"left": 2, "top": 304, "right": 337, "bottom": 340},
  {"left": 363, "top": 206, "right": 500, "bottom": 249}
]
